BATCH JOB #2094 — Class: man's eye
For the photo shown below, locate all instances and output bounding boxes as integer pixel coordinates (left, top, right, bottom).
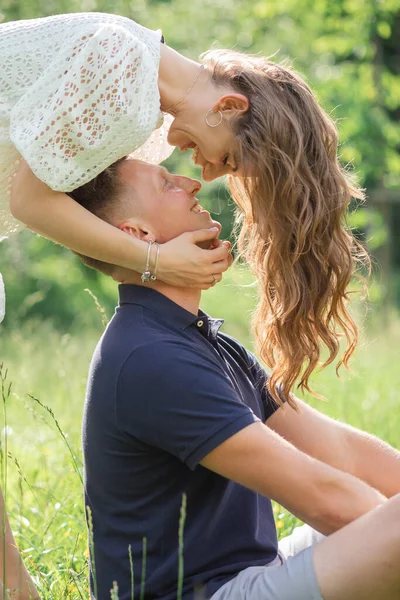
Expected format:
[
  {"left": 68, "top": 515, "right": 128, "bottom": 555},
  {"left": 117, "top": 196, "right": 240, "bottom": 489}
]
[{"left": 222, "top": 155, "right": 229, "bottom": 166}]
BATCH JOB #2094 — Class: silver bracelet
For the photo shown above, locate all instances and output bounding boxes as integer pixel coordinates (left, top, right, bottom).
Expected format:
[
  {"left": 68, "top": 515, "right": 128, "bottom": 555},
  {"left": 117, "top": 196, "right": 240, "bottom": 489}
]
[
  {"left": 150, "top": 243, "right": 160, "bottom": 282},
  {"left": 141, "top": 240, "right": 154, "bottom": 283}
]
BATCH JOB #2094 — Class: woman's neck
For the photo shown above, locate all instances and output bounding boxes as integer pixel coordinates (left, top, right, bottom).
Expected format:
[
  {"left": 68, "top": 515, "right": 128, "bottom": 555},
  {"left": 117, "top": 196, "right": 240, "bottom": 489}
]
[{"left": 158, "top": 43, "right": 203, "bottom": 114}]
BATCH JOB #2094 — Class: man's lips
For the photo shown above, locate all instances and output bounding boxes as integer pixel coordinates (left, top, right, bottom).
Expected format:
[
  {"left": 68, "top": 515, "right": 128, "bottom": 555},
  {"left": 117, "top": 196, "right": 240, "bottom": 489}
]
[{"left": 190, "top": 200, "right": 208, "bottom": 214}]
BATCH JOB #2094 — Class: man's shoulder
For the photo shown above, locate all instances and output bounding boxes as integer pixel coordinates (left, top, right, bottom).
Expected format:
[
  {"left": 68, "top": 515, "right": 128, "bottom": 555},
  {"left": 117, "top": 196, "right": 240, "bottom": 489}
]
[
  {"left": 217, "top": 329, "right": 270, "bottom": 385},
  {"left": 217, "top": 330, "right": 253, "bottom": 366},
  {"left": 93, "top": 305, "right": 198, "bottom": 377}
]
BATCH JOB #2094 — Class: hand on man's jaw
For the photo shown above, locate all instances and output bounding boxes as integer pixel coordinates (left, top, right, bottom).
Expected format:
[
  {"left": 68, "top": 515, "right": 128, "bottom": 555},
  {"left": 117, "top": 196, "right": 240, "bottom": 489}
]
[
  {"left": 111, "top": 223, "right": 228, "bottom": 300},
  {"left": 108, "top": 158, "right": 228, "bottom": 307},
  {"left": 70, "top": 157, "right": 229, "bottom": 311}
]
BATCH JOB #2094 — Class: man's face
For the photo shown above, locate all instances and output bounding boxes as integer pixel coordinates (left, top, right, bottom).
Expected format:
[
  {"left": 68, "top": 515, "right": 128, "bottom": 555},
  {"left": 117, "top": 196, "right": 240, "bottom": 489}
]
[{"left": 118, "top": 159, "right": 221, "bottom": 243}]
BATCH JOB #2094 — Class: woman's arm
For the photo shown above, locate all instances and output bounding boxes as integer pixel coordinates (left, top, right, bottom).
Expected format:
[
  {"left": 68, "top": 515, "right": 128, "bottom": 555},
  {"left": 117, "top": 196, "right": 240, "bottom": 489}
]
[
  {"left": 11, "top": 161, "right": 230, "bottom": 288},
  {"left": 0, "top": 491, "right": 40, "bottom": 600}
]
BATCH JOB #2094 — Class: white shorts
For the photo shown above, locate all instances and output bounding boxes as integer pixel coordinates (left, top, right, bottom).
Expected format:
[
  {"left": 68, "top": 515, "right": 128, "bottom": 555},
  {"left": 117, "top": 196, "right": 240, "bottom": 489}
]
[{"left": 209, "top": 525, "right": 324, "bottom": 600}]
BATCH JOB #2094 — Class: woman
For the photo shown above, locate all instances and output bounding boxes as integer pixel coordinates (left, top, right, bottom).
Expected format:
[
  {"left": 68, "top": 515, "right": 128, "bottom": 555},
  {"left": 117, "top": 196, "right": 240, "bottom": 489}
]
[
  {"left": 1, "top": 12, "right": 367, "bottom": 405},
  {"left": 0, "top": 491, "right": 40, "bottom": 599}
]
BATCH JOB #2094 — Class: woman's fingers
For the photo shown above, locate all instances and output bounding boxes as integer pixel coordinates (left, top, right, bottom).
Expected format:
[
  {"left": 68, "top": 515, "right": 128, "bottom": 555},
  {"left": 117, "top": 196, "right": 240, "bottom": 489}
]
[
  {"left": 210, "top": 254, "right": 232, "bottom": 273},
  {"left": 204, "top": 243, "right": 230, "bottom": 264},
  {"left": 210, "top": 238, "right": 232, "bottom": 252},
  {"left": 193, "top": 272, "right": 223, "bottom": 290},
  {"left": 189, "top": 227, "right": 221, "bottom": 244},
  {"left": 211, "top": 241, "right": 233, "bottom": 268}
]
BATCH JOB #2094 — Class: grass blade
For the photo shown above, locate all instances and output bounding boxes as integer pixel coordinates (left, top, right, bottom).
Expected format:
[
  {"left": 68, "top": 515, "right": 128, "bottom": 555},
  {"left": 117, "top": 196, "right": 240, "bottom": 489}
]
[
  {"left": 177, "top": 493, "right": 187, "bottom": 600},
  {"left": 139, "top": 537, "right": 147, "bottom": 600}
]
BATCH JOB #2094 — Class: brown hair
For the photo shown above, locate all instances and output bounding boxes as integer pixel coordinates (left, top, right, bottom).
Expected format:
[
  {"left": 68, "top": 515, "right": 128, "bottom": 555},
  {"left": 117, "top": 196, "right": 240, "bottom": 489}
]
[
  {"left": 68, "top": 158, "right": 127, "bottom": 276},
  {"left": 202, "top": 49, "right": 369, "bottom": 409}
]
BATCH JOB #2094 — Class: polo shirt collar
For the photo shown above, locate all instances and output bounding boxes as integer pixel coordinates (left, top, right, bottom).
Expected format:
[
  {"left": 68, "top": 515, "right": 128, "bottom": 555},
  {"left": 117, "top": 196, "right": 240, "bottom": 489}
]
[{"left": 118, "top": 285, "right": 224, "bottom": 336}]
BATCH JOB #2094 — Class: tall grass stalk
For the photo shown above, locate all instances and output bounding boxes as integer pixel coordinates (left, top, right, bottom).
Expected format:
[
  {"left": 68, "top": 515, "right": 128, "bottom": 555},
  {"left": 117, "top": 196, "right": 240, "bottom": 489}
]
[
  {"left": 84, "top": 289, "right": 109, "bottom": 328},
  {"left": 139, "top": 537, "right": 147, "bottom": 600},
  {"left": 86, "top": 505, "right": 98, "bottom": 600},
  {"left": 0, "top": 364, "right": 11, "bottom": 600},
  {"left": 128, "top": 544, "right": 134, "bottom": 600},
  {"left": 110, "top": 581, "right": 119, "bottom": 600},
  {"left": 28, "top": 394, "right": 83, "bottom": 485},
  {"left": 177, "top": 493, "right": 187, "bottom": 600}
]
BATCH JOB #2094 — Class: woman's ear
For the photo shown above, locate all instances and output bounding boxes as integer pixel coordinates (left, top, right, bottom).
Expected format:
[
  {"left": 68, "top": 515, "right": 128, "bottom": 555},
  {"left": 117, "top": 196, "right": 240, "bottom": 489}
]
[{"left": 213, "top": 93, "right": 249, "bottom": 117}]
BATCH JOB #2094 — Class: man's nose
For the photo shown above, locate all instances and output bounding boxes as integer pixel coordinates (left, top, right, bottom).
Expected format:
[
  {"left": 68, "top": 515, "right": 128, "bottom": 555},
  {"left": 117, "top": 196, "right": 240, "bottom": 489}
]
[{"left": 180, "top": 176, "right": 201, "bottom": 196}]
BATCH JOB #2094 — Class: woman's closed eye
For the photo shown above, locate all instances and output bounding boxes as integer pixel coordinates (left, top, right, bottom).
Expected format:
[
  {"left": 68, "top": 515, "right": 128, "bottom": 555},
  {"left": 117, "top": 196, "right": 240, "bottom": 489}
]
[
  {"left": 222, "top": 154, "right": 238, "bottom": 173},
  {"left": 222, "top": 155, "right": 238, "bottom": 173}
]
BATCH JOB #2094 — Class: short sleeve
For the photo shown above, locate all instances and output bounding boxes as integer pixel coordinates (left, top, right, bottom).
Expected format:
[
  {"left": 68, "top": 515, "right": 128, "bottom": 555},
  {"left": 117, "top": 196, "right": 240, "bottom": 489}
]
[
  {"left": 116, "top": 341, "right": 259, "bottom": 470},
  {"left": 10, "top": 22, "right": 172, "bottom": 191},
  {"left": 242, "top": 348, "right": 282, "bottom": 420}
]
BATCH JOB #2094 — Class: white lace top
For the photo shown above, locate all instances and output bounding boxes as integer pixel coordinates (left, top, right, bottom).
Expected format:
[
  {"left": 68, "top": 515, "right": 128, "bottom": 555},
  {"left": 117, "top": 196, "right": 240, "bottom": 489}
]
[{"left": 0, "top": 12, "right": 174, "bottom": 240}]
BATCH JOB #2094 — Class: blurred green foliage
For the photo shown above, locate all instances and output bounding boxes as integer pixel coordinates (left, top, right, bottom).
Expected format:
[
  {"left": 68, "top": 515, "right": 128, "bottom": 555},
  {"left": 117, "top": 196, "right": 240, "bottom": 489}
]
[{"left": 0, "top": 0, "right": 399, "bottom": 329}]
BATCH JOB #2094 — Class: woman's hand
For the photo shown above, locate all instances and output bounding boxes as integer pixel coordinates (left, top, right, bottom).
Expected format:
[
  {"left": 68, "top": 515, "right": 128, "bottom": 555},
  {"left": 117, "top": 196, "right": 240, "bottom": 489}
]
[{"left": 158, "top": 229, "right": 233, "bottom": 289}]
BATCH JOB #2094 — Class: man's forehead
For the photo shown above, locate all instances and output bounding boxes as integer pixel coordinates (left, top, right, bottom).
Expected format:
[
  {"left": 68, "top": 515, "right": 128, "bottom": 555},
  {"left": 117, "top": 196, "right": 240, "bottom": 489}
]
[{"left": 120, "top": 158, "right": 163, "bottom": 184}]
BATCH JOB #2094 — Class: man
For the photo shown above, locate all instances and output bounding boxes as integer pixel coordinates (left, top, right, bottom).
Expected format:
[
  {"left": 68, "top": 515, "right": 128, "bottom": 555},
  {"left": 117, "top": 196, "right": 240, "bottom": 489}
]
[{"left": 71, "top": 158, "right": 400, "bottom": 600}]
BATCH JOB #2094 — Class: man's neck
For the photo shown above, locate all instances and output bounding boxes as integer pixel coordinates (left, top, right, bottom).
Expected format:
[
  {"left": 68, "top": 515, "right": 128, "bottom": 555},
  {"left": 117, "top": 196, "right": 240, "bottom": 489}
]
[{"left": 115, "top": 270, "right": 201, "bottom": 316}]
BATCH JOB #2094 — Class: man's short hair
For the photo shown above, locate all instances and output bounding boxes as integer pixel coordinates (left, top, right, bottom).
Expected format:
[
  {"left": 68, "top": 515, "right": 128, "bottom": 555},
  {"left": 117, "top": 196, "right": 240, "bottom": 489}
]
[{"left": 67, "top": 158, "right": 127, "bottom": 276}]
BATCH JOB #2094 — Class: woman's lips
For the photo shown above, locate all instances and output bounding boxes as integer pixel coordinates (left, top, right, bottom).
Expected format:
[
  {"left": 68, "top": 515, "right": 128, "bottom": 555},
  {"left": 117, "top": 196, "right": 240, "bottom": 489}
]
[
  {"left": 191, "top": 146, "right": 199, "bottom": 164},
  {"left": 180, "top": 143, "right": 197, "bottom": 152},
  {"left": 202, "top": 164, "right": 211, "bottom": 181}
]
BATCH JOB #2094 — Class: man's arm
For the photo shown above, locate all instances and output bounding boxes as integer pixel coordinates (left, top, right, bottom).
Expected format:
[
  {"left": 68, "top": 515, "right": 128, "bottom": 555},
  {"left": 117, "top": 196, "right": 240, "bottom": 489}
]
[
  {"left": 119, "top": 341, "right": 386, "bottom": 536},
  {"left": 200, "top": 421, "right": 386, "bottom": 536},
  {"left": 266, "top": 399, "right": 400, "bottom": 498}
]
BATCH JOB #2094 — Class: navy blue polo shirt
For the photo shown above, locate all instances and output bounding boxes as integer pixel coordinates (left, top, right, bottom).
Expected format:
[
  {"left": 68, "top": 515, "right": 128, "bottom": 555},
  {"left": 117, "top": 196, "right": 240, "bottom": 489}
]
[{"left": 83, "top": 285, "right": 280, "bottom": 600}]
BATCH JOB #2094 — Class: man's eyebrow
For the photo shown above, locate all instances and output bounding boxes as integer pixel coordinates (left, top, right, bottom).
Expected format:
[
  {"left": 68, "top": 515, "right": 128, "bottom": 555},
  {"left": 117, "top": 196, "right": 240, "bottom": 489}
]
[
  {"left": 160, "top": 167, "right": 169, "bottom": 178},
  {"left": 157, "top": 166, "right": 169, "bottom": 190}
]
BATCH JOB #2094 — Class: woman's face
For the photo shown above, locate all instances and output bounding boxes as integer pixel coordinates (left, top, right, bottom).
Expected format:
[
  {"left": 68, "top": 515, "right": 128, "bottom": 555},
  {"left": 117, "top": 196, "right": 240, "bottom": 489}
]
[{"left": 167, "top": 96, "right": 245, "bottom": 182}]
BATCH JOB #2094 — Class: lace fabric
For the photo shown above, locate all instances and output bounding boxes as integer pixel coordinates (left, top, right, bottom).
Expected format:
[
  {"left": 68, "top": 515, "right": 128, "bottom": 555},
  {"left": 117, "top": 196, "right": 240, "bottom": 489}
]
[{"left": 0, "top": 12, "right": 174, "bottom": 240}]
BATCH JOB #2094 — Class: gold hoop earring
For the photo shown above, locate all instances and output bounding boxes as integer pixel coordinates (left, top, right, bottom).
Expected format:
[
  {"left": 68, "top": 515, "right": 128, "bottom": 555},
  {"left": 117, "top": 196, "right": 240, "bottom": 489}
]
[{"left": 205, "top": 109, "right": 223, "bottom": 128}]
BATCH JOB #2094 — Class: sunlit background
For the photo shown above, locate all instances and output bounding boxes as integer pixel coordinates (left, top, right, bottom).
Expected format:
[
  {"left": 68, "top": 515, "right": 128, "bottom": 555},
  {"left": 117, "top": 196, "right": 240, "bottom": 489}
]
[{"left": 0, "top": 2, "right": 399, "bottom": 598}]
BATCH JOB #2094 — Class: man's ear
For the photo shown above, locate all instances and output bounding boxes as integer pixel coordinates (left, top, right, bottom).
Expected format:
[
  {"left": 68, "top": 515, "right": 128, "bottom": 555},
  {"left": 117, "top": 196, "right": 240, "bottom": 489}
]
[
  {"left": 213, "top": 93, "right": 249, "bottom": 118},
  {"left": 118, "top": 220, "right": 155, "bottom": 242}
]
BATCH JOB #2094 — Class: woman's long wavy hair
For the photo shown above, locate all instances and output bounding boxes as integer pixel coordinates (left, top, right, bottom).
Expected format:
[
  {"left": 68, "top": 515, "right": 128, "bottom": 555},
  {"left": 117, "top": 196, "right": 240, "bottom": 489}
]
[{"left": 202, "top": 49, "right": 370, "bottom": 409}]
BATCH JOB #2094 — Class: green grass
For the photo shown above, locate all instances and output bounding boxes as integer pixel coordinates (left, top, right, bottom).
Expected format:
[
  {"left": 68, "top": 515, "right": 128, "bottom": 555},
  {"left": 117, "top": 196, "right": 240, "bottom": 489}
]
[{"left": 0, "top": 268, "right": 399, "bottom": 598}]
